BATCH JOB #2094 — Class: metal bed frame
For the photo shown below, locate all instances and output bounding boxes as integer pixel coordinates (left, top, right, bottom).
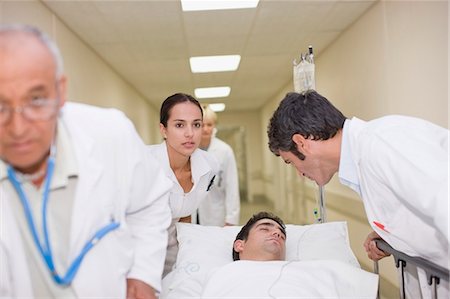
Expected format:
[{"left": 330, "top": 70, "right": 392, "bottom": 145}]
[{"left": 374, "top": 239, "right": 449, "bottom": 299}]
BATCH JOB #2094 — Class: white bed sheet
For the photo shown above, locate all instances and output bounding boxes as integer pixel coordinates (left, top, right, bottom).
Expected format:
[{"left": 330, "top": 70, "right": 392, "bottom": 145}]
[{"left": 201, "top": 260, "right": 378, "bottom": 298}]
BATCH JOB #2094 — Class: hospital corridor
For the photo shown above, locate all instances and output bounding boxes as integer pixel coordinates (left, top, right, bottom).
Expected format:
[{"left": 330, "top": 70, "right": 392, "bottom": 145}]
[{"left": 0, "top": 1, "right": 448, "bottom": 299}]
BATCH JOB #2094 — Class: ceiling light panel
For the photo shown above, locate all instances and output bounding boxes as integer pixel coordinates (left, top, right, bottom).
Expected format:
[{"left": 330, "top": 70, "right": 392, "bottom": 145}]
[
  {"left": 181, "top": 0, "right": 259, "bottom": 12},
  {"left": 209, "top": 103, "right": 226, "bottom": 112},
  {"left": 195, "top": 87, "right": 231, "bottom": 98},
  {"left": 190, "top": 55, "right": 241, "bottom": 73}
]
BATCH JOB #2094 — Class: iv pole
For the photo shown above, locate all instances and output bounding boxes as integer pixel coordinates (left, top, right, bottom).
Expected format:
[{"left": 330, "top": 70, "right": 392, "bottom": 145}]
[{"left": 293, "top": 45, "right": 326, "bottom": 223}]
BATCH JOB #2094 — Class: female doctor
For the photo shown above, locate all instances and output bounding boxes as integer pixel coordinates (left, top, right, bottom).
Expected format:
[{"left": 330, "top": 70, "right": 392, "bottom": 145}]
[{"left": 148, "top": 93, "right": 218, "bottom": 276}]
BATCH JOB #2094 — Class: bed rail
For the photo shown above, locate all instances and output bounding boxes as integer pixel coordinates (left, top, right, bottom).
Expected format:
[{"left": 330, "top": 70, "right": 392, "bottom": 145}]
[{"left": 373, "top": 239, "right": 449, "bottom": 299}]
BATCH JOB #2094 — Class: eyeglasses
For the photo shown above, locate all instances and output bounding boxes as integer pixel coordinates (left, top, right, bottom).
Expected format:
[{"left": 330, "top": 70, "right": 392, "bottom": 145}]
[{"left": 0, "top": 98, "right": 59, "bottom": 125}]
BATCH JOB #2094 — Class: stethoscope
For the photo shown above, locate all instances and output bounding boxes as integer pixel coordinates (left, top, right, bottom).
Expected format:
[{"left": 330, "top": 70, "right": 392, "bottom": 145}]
[{"left": 7, "top": 144, "right": 120, "bottom": 286}]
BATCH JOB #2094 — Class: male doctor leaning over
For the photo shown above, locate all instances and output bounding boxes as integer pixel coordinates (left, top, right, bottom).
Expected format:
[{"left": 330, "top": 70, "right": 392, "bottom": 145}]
[
  {"left": 267, "top": 91, "right": 449, "bottom": 299},
  {"left": 0, "top": 24, "right": 173, "bottom": 298}
]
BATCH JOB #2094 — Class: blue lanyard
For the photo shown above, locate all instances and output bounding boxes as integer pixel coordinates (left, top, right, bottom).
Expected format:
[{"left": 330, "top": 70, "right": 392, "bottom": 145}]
[{"left": 7, "top": 156, "right": 120, "bottom": 286}]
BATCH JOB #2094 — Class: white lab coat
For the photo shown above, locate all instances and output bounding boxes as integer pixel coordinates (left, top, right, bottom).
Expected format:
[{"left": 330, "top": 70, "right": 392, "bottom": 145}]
[
  {"left": 0, "top": 102, "right": 173, "bottom": 298},
  {"left": 148, "top": 142, "right": 218, "bottom": 275},
  {"left": 0, "top": 197, "right": 33, "bottom": 298},
  {"left": 339, "top": 116, "right": 449, "bottom": 299},
  {"left": 198, "top": 137, "right": 240, "bottom": 226}
]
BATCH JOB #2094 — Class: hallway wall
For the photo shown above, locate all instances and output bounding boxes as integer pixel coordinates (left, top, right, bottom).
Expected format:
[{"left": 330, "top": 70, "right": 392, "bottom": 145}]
[{"left": 217, "top": 110, "right": 262, "bottom": 203}]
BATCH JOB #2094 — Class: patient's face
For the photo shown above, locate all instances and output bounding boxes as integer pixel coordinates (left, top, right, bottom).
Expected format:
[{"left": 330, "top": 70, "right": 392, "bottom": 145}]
[{"left": 234, "top": 219, "right": 286, "bottom": 261}]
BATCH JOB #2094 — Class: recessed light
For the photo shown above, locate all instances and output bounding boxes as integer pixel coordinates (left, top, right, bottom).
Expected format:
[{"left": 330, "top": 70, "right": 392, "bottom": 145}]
[
  {"left": 208, "top": 103, "right": 226, "bottom": 112},
  {"left": 190, "top": 55, "right": 241, "bottom": 73},
  {"left": 181, "top": 0, "right": 259, "bottom": 12},
  {"left": 195, "top": 87, "right": 231, "bottom": 98}
]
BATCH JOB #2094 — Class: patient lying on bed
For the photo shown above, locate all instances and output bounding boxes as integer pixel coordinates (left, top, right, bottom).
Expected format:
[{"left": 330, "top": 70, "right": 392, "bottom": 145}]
[
  {"left": 200, "top": 211, "right": 378, "bottom": 298},
  {"left": 161, "top": 212, "right": 378, "bottom": 298}
]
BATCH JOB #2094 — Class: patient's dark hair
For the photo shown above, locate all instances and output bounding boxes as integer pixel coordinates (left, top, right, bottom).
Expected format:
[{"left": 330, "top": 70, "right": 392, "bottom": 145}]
[{"left": 232, "top": 211, "right": 286, "bottom": 261}]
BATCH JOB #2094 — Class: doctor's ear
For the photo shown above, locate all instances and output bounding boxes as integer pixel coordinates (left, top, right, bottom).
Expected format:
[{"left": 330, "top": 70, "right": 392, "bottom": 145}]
[
  {"left": 292, "top": 134, "right": 309, "bottom": 152},
  {"left": 233, "top": 240, "right": 244, "bottom": 253}
]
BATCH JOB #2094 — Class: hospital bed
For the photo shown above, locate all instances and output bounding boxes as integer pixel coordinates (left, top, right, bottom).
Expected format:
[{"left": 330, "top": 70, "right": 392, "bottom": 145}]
[
  {"left": 160, "top": 221, "right": 379, "bottom": 298},
  {"left": 374, "top": 239, "right": 449, "bottom": 299},
  {"left": 160, "top": 221, "right": 449, "bottom": 299}
]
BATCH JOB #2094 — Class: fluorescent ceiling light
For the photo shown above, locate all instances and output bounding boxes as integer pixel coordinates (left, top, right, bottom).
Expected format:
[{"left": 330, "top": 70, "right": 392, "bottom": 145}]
[
  {"left": 195, "top": 87, "right": 230, "bottom": 99},
  {"left": 190, "top": 55, "right": 241, "bottom": 73},
  {"left": 209, "top": 103, "right": 226, "bottom": 112},
  {"left": 181, "top": 0, "right": 259, "bottom": 12}
]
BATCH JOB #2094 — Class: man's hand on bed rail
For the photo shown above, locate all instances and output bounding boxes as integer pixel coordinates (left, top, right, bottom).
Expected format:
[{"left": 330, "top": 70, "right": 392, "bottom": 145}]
[{"left": 363, "top": 231, "right": 391, "bottom": 261}]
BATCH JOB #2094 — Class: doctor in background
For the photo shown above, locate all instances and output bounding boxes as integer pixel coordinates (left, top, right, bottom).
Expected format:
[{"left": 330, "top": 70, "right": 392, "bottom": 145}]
[
  {"left": 267, "top": 91, "right": 449, "bottom": 299},
  {"left": 196, "top": 105, "right": 240, "bottom": 226},
  {"left": 0, "top": 24, "right": 172, "bottom": 298},
  {"left": 148, "top": 93, "right": 218, "bottom": 276}
]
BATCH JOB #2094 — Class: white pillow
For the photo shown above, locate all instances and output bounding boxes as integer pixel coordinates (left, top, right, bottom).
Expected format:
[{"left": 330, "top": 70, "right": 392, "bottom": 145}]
[{"left": 162, "top": 221, "right": 359, "bottom": 298}]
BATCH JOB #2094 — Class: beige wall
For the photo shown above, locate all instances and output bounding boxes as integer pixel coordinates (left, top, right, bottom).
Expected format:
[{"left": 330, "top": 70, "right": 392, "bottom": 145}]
[
  {"left": 260, "top": 1, "right": 447, "bottom": 298},
  {"left": 0, "top": 0, "right": 160, "bottom": 144},
  {"left": 217, "top": 110, "right": 262, "bottom": 202}
]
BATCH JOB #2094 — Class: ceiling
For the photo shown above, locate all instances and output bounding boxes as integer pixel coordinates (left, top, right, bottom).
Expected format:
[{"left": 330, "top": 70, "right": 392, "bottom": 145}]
[{"left": 42, "top": 0, "right": 376, "bottom": 112}]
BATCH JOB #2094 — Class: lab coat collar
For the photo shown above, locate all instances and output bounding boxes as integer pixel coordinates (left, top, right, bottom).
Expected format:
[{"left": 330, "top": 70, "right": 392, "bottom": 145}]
[
  {"left": 157, "top": 141, "right": 212, "bottom": 188},
  {"left": 155, "top": 142, "right": 178, "bottom": 184},
  {"left": 338, "top": 118, "right": 363, "bottom": 196},
  {"left": 207, "top": 137, "right": 219, "bottom": 151},
  {"left": 190, "top": 148, "right": 213, "bottom": 184},
  {"left": 50, "top": 121, "right": 79, "bottom": 190},
  {"left": 61, "top": 111, "right": 103, "bottom": 189}
]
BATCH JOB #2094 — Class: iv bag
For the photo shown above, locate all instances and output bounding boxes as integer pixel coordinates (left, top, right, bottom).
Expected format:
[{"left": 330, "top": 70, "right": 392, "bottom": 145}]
[{"left": 293, "top": 46, "right": 315, "bottom": 93}]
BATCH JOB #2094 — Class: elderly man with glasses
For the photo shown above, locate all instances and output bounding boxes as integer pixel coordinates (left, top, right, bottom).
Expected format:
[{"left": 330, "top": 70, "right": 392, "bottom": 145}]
[{"left": 0, "top": 24, "right": 172, "bottom": 299}]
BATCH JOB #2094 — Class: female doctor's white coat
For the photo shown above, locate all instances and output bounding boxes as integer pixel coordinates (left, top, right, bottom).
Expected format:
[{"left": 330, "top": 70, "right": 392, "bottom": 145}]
[
  {"left": 339, "top": 116, "right": 449, "bottom": 299},
  {"left": 148, "top": 142, "right": 218, "bottom": 275},
  {"left": 197, "top": 137, "right": 240, "bottom": 226},
  {"left": 0, "top": 103, "right": 173, "bottom": 298}
]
